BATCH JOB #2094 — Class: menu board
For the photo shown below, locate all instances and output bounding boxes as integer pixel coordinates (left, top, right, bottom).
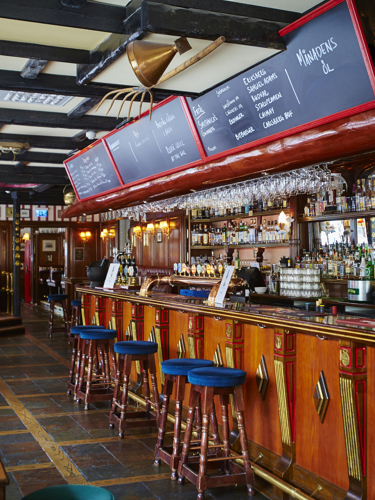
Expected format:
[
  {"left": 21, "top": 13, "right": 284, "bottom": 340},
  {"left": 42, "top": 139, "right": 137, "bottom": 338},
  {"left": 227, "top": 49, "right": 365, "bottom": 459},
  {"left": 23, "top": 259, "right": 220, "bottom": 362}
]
[
  {"left": 187, "top": 1, "right": 375, "bottom": 157},
  {"left": 65, "top": 141, "right": 121, "bottom": 200},
  {"left": 105, "top": 97, "right": 201, "bottom": 185}
]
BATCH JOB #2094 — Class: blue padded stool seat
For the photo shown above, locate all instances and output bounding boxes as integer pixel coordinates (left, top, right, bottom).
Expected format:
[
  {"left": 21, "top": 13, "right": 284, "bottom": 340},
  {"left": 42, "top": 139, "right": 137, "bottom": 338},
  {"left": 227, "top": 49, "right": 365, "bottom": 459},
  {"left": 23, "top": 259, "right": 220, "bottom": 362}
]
[
  {"left": 47, "top": 294, "right": 68, "bottom": 301},
  {"left": 161, "top": 358, "right": 214, "bottom": 376},
  {"left": 80, "top": 329, "right": 117, "bottom": 340},
  {"left": 114, "top": 340, "right": 158, "bottom": 355},
  {"left": 22, "top": 484, "right": 114, "bottom": 499},
  {"left": 71, "top": 299, "right": 81, "bottom": 307},
  {"left": 70, "top": 325, "right": 105, "bottom": 335},
  {"left": 188, "top": 366, "right": 247, "bottom": 388}
]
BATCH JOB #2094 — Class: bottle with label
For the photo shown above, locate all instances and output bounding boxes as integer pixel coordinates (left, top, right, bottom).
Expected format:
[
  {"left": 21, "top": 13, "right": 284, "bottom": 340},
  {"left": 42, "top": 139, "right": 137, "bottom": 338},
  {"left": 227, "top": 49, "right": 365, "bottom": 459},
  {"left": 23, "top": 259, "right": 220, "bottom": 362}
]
[
  {"left": 371, "top": 178, "right": 375, "bottom": 210},
  {"left": 359, "top": 254, "right": 366, "bottom": 278},
  {"left": 202, "top": 225, "right": 209, "bottom": 246},
  {"left": 222, "top": 224, "right": 227, "bottom": 245},
  {"left": 304, "top": 198, "right": 310, "bottom": 217},
  {"left": 366, "top": 179, "right": 372, "bottom": 211},
  {"left": 235, "top": 250, "right": 241, "bottom": 271},
  {"left": 131, "top": 255, "right": 137, "bottom": 276},
  {"left": 366, "top": 255, "right": 374, "bottom": 279}
]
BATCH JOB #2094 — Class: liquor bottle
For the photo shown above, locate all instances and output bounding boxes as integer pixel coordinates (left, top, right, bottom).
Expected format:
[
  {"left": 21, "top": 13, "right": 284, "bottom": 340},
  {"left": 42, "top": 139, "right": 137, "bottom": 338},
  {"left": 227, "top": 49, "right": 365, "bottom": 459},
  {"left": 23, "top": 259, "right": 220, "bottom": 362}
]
[
  {"left": 197, "top": 224, "right": 203, "bottom": 246},
  {"left": 366, "top": 179, "right": 372, "bottom": 211},
  {"left": 202, "top": 224, "right": 209, "bottom": 246},
  {"left": 371, "top": 178, "right": 375, "bottom": 210},
  {"left": 361, "top": 179, "right": 367, "bottom": 211},
  {"left": 191, "top": 207, "right": 198, "bottom": 219},
  {"left": 131, "top": 255, "right": 137, "bottom": 276},
  {"left": 366, "top": 254, "right": 374, "bottom": 279},
  {"left": 359, "top": 254, "right": 366, "bottom": 278},
  {"left": 234, "top": 250, "right": 241, "bottom": 271},
  {"left": 197, "top": 207, "right": 203, "bottom": 219},
  {"left": 351, "top": 183, "right": 357, "bottom": 212},
  {"left": 355, "top": 180, "right": 361, "bottom": 211},
  {"left": 204, "top": 207, "right": 210, "bottom": 218},
  {"left": 221, "top": 223, "right": 228, "bottom": 245},
  {"left": 304, "top": 198, "right": 310, "bottom": 217}
]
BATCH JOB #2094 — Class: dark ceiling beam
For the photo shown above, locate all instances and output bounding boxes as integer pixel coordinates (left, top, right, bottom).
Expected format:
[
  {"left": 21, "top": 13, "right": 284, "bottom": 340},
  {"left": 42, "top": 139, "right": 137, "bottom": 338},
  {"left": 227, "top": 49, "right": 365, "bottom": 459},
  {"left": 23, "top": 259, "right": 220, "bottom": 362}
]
[
  {"left": 0, "top": 69, "right": 191, "bottom": 100},
  {"left": 0, "top": 151, "right": 68, "bottom": 163},
  {"left": 61, "top": 0, "right": 87, "bottom": 7},
  {"left": 0, "top": 108, "right": 119, "bottom": 131},
  {"left": 77, "top": 31, "right": 145, "bottom": 85},
  {"left": 126, "top": 0, "right": 299, "bottom": 24},
  {"left": 0, "top": 40, "right": 90, "bottom": 64},
  {"left": 0, "top": 133, "right": 92, "bottom": 150},
  {"left": 0, "top": 192, "right": 65, "bottom": 205},
  {"left": 20, "top": 59, "right": 48, "bottom": 79},
  {"left": 0, "top": 165, "right": 69, "bottom": 184},
  {"left": 125, "top": 2, "right": 286, "bottom": 49},
  {"left": 0, "top": 0, "right": 127, "bottom": 33},
  {"left": 78, "top": 0, "right": 288, "bottom": 84},
  {"left": 67, "top": 97, "right": 102, "bottom": 119}
]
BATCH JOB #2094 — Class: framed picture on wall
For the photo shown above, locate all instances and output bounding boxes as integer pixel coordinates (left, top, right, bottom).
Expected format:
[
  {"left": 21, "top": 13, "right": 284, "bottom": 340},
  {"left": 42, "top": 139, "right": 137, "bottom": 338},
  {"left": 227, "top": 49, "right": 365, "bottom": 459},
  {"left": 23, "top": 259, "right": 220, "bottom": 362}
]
[
  {"left": 156, "top": 232, "right": 162, "bottom": 243},
  {"left": 74, "top": 248, "right": 84, "bottom": 261},
  {"left": 42, "top": 240, "right": 56, "bottom": 252},
  {"left": 20, "top": 209, "right": 30, "bottom": 218},
  {"left": 6, "top": 207, "right": 13, "bottom": 218}
]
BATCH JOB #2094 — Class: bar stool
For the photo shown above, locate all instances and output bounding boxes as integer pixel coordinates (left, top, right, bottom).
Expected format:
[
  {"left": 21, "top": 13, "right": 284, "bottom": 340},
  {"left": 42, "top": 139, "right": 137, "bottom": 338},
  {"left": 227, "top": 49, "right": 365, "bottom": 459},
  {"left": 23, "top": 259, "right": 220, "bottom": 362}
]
[
  {"left": 70, "top": 299, "right": 82, "bottom": 328},
  {"left": 67, "top": 325, "right": 105, "bottom": 398},
  {"left": 47, "top": 293, "right": 69, "bottom": 338},
  {"left": 76, "top": 328, "right": 117, "bottom": 410},
  {"left": 154, "top": 358, "right": 214, "bottom": 480},
  {"left": 109, "top": 340, "right": 160, "bottom": 438},
  {"left": 177, "top": 366, "right": 255, "bottom": 500}
]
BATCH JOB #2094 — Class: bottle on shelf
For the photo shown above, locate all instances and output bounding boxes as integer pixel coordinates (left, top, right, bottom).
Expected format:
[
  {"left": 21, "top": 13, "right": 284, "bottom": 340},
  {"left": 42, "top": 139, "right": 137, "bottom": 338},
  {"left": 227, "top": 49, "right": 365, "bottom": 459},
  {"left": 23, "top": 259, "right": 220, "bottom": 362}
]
[{"left": 234, "top": 250, "right": 241, "bottom": 271}]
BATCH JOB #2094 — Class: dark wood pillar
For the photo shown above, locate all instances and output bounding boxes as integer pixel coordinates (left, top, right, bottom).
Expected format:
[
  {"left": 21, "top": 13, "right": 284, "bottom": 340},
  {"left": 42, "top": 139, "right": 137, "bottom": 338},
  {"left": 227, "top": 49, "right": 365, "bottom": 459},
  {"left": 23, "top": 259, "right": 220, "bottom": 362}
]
[{"left": 11, "top": 192, "right": 21, "bottom": 318}]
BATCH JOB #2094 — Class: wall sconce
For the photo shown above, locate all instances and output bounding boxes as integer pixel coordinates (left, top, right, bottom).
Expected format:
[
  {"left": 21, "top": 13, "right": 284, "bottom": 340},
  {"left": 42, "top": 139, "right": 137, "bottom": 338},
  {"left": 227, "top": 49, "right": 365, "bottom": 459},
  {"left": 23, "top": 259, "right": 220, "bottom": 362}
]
[
  {"left": 108, "top": 228, "right": 116, "bottom": 239},
  {"left": 133, "top": 226, "right": 142, "bottom": 240},
  {"left": 22, "top": 232, "right": 30, "bottom": 242},
  {"left": 278, "top": 211, "right": 287, "bottom": 230},
  {"left": 100, "top": 228, "right": 108, "bottom": 241},
  {"left": 146, "top": 223, "right": 155, "bottom": 236},
  {"left": 80, "top": 231, "right": 91, "bottom": 243},
  {"left": 160, "top": 220, "right": 170, "bottom": 238}
]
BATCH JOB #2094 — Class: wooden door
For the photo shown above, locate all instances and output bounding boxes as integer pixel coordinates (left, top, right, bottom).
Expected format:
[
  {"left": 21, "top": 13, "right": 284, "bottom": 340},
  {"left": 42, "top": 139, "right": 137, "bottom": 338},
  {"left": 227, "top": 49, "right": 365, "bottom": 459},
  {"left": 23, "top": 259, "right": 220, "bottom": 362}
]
[{"left": 24, "top": 240, "right": 31, "bottom": 302}]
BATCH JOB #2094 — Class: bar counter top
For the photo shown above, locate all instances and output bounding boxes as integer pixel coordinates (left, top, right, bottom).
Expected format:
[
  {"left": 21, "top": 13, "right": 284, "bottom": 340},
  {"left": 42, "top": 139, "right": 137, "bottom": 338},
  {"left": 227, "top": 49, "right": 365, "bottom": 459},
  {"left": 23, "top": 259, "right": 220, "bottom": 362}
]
[{"left": 76, "top": 285, "right": 375, "bottom": 345}]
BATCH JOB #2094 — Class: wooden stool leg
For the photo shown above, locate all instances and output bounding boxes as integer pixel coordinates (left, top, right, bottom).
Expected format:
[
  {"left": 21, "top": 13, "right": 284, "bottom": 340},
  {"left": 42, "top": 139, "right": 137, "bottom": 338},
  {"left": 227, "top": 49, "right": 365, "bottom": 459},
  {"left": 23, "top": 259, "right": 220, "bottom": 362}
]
[
  {"left": 67, "top": 336, "right": 77, "bottom": 395},
  {"left": 74, "top": 336, "right": 83, "bottom": 400},
  {"left": 48, "top": 300, "right": 55, "bottom": 337},
  {"left": 154, "top": 375, "right": 173, "bottom": 466},
  {"left": 62, "top": 299, "right": 69, "bottom": 334},
  {"left": 197, "top": 386, "right": 214, "bottom": 500},
  {"left": 84, "top": 340, "right": 95, "bottom": 410},
  {"left": 220, "top": 394, "right": 231, "bottom": 474},
  {"left": 77, "top": 340, "right": 87, "bottom": 403},
  {"left": 234, "top": 385, "right": 255, "bottom": 496},
  {"left": 178, "top": 386, "right": 200, "bottom": 485},
  {"left": 142, "top": 360, "right": 151, "bottom": 413},
  {"left": 110, "top": 357, "right": 122, "bottom": 428},
  {"left": 148, "top": 354, "right": 160, "bottom": 421},
  {"left": 170, "top": 375, "right": 185, "bottom": 480},
  {"left": 194, "top": 403, "right": 202, "bottom": 439},
  {"left": 118, "top": 354, "right": 132, "bottom": 438},
  {"left": 103, "top": 342, "right": 111, "bottom": 392}
]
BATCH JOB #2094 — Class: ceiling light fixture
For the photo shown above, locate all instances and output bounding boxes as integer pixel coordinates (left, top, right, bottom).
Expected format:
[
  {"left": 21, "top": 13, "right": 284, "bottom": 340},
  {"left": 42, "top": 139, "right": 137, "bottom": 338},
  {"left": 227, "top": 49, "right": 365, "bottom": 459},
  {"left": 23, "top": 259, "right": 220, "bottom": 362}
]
[{"left": 0, "top": 91, "right": 73, "bottom": 107}]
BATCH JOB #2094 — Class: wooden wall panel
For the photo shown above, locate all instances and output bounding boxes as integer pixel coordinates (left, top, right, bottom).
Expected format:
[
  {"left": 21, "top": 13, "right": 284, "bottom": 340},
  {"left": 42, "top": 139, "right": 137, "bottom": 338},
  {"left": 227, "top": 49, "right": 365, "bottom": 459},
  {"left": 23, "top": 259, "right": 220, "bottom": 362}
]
[
  {"left": 243, "top": 324, "right": 282, "bottom": 456},
  {"left": 168, "top": 216, "right": 183, "bottom": 266},
  {"left": 295, "top": 335, "right": 348, "bottom": 491},
  {"left": 366, "top": 347, "right": 375, "bottom": 499}
]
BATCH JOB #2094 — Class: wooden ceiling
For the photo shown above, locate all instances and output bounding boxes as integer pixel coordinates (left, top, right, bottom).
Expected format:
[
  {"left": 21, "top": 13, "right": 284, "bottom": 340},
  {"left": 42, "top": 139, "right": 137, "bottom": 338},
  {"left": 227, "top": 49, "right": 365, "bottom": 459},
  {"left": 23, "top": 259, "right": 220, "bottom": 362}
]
[{"left": 0, "top": 0, "right": 373, "bottom": 207}]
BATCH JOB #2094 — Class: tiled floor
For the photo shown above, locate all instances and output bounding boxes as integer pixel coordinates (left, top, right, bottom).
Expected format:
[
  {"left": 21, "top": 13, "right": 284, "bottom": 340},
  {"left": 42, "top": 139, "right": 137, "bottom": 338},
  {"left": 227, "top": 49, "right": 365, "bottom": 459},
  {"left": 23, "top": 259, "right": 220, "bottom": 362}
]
[{"left": 0, "top": 303, "right": 269, "bottom": 499}]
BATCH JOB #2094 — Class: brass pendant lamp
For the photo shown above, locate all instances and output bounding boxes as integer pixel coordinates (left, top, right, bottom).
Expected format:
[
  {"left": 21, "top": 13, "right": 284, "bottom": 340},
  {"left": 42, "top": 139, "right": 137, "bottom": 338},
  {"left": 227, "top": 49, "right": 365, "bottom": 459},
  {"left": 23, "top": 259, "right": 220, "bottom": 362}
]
[
  {"left": 96, "top": 36, "right": 225, "bottom": 120},
  {"left": 126, "top": 37, "right": 192, "bottom": 88}
]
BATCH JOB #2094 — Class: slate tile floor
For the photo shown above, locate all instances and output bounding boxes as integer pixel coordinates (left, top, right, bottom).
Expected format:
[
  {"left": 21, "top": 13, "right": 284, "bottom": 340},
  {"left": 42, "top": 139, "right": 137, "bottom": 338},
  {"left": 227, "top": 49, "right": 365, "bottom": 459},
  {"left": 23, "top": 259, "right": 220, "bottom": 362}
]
[{"left": 0, "top": 303, "right": 269, "bottom": 500}]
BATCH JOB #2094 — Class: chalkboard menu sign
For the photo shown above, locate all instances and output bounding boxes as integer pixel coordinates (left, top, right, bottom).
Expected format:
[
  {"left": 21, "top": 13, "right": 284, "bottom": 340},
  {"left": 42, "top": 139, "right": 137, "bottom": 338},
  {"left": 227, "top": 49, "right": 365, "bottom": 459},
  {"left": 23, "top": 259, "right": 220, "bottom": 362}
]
[
  {"left": 104, "top": 97, "right": 201, "bottom": 185},
  {"left": 65, "top": 141, "right": 121, "bottom": 200},
  {"left": 187, "top": 1, "right": 375, "bottom": 157}
]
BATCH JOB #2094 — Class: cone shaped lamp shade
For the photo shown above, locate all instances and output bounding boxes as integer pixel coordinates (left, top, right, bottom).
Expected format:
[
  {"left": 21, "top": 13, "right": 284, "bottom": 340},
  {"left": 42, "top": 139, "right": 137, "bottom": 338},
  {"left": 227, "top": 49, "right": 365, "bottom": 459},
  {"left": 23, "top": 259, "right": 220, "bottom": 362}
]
[{"left": 126, "top": 40, "right": 180, "bottom": 87}]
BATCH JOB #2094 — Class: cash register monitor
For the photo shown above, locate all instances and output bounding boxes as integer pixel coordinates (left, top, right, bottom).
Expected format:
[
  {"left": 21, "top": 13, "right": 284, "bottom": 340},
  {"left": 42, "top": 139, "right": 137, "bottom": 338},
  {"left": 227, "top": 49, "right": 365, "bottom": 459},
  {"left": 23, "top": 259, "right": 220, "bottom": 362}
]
[{"left": 237, "top": 267, "right": 265, "bottom": 291}]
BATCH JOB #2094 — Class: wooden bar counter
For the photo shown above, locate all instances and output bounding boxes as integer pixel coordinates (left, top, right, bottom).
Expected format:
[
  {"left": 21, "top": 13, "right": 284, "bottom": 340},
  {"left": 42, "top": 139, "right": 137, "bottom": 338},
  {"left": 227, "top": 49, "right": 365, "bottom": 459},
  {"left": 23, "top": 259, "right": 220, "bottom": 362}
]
[{"left": 76, "top": 285, "right": 375, "bottom": 500}]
